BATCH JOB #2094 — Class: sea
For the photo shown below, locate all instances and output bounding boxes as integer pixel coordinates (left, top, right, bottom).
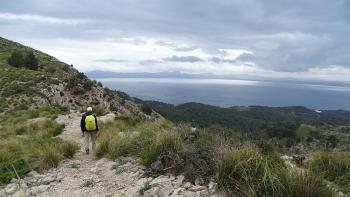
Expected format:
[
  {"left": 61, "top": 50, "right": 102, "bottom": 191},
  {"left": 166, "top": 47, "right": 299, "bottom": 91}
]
[{"left": 95, "top": 78, "right": 350, "bottom": 110}]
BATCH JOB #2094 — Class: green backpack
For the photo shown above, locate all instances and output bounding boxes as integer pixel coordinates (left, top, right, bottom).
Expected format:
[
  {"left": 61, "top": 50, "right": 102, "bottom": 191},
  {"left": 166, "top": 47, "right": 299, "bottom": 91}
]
[{"left": 85, "top": 115, "right": 96, "bottom": 131}]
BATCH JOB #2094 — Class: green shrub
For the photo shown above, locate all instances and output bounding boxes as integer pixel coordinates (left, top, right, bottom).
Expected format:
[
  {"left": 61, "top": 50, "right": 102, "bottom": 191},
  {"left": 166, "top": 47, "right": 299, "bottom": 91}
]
[
  {"left": 7, "top": 50, "right": 38, "bottom": 70},
  {"left": 217, "top": 147, "right": 287, "bottom": 196},
  {"left": 0, "top": 153, "right": 29, "bottom": 184},
  {"left": 141, "top": 103, "right": 152, "bottom": 115},
  {"left": 310, "top": 151, "right": 350, "bottom": 193},
  {"left": 42, "top": 120, "right": 65, "bottom": 137},
  {"left": 139, "top": 181, "right": 152, "bottom": 195},
  {"left": 81, "top": 179, "right": 95, "bottom": 188},
  {"left": 287, "top": 171, "right": 335, "bottom": 197},
  {"left": 41, "top": 144, "right": 61, "bottom": 168},
  {"left": 107, "top": 134, "right": 137, "bottom": 160},
  {"left": 93, "top": 106, "right": 106, "bottom": 116},
  {"left": 61, "top": 141, "right": 80, "bottom": 158},
  {"left": 180, "top": 130, "right": 217, "bottom": 182},
  {"left": 95, "top": 135, "right": 111, "bottom": 158},
  {"left": 141, "top": 131, "right": 182, "bottom": 167},
  {"left": 15, "top": 125, "right": 27, "bottom": 135}
]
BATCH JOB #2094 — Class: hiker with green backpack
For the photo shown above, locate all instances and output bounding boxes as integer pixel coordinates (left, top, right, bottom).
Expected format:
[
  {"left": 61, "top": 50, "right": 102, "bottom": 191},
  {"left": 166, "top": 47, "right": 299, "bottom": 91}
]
[{"left": 80, "top": 107, "right": 99, "bottom": 155}]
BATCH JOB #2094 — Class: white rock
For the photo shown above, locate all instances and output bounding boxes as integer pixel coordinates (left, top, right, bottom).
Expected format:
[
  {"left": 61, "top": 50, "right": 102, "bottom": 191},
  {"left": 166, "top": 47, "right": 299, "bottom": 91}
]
[
  {"left": 41, "top": 175, "right": 56, "bottom": 185},
  {"left": 159, "top": 184, "right": 174, "bottom": 197},
  {"left": 172, "top": 188, "right": 185, "bottom": 195},
  {"left": 56, "top": 175, "right": 64, "bottom": 182},
  {"left": 90, "top": 167, "right": 97, "bottom": 173},
  {"left": 12, "top": 188, "right": 28, "bottom": 197},
  {"left": 150, "top": 175, "right": 171, "bottom": 185},
  {"left": 0, "top": 189, "right": 5, "bottom": 196},
  {"left": 199, "top": 189, "right": 209, "bottom": 196},
  {"left": 144, "top": 186, "right": 160, "bottom": 197},
  {"left": 172, "top": 175, "right": 185, "bottom": 188},
  {"left": 30, "top": 185, "right": 50, "bottom": 195},
  {"left": 208, "top": 180, "right": 217, "bottom": 194},
  {"left": 5, "top": 183, "right": 18, "bottom": 195},
  {"left": 183, "top": 191, "right": 197, "bottom": 197},
  {"left": 189, "top": 185, "right": 206, "bottom": 192},
  {"left": 183, "top": 182, "right": 192, "bottom": 189},
  {"left": 136, "top": 178, "right": 149, "bottom": 187},
  {"left": 194, "top": 178, "right": 204, "bottom": 185},
  {"left": 10, "top": 178, "right": 17, "bottom": 183}
]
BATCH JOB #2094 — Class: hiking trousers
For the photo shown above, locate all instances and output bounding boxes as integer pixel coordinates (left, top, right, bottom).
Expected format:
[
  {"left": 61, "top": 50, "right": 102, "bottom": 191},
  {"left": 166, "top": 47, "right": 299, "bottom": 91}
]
[{"left": 84, "top": 131, "right": 97, "bottom": 152}]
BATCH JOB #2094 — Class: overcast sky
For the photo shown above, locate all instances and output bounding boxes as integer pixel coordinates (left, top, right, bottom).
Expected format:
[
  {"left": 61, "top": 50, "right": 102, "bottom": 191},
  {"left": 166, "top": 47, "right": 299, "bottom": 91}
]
[{"left": 1, "top": 0, "right": 350, "bottom": 81}]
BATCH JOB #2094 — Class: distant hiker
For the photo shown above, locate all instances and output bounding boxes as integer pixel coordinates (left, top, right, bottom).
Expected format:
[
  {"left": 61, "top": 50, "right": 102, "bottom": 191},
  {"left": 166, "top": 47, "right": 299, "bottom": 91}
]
[{"left": 80, "top": 107, "right": 99, "bottom": 155}]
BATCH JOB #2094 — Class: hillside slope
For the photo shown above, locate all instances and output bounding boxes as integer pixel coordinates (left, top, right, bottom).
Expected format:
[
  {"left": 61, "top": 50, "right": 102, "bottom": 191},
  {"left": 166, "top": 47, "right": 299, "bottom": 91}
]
[
  {"left": 0, "top": 37, "right": 146, "bottom": 117},
  {"left": 147, "top": 101, "right": 350, "bottom": 131}
]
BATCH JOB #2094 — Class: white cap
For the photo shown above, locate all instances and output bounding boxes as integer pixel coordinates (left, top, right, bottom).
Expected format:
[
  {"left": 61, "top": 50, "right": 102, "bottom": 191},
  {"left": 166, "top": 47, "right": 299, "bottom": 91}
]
[{"left": 87, "top": 107, "right": 92, "bottom": 112}]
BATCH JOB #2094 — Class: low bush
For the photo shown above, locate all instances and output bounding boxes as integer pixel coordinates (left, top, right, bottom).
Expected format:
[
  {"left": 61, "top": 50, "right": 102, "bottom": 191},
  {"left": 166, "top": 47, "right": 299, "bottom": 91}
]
[
  {"left": 287, "top": 171, "right": 335, "bottom": 197},
  {"left": 61, "top": 141, "right": 80, "bottom": 158},
  {"left": 41, "top": 143, "right": 61, "bottom": 168},
  {"left": 180, "top": 130, "right": 217, "bottom": 182},
  {"left": 0, "top": 151, "right": 29, "bottom": 184},
  {"left": 0, "top": 107, "right": 72, "bottom": 186},
  {"left": 107, "top": 134, "right": 137, "bottom": 160},
  {"left": 217, "top": 147, "right": 287, "bottom": 196},
  {"left": 141, "top": 131, "right": 183, "bottom": 167},
  {"left": 217, "top": 146, "right": 336, "bottom": 197},
  {"left": 42, "top": 120, "right": 65, "bottom": 137},
  {"left": 141, "top": 103, "right": 152, "bottom": 115},
  {"left": 310, "top": 151, "right": 350, "bottom": 193}
]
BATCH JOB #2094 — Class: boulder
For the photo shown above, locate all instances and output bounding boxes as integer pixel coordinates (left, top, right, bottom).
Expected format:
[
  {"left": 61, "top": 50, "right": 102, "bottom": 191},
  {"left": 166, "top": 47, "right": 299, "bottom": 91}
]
[{"left": 5, "top": 183, "right": 18, "bottom": 195}]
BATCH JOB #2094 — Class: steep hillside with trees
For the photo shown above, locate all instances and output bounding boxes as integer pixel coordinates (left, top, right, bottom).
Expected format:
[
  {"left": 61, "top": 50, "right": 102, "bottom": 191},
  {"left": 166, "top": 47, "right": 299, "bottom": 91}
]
[{"left": 0, "top": 37, "right": 149, "bottom": 117}]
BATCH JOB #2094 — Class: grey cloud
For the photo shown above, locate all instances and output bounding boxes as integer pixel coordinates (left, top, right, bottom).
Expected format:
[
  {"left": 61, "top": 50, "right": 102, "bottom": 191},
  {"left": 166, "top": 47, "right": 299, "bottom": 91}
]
[
  {"left": 94, "top": 59, "right": 128, "bottom": 63},
  {"left": 211, "top": 57, "right": 237, "bottom": 64},
  {"left": 140, "top": 60, "right": 162, "bottom": 65},
  {"left": 163, "top": 56, "right": 203, "bottom": 63},
  {"left": 1, "top": 0, "right": 350, "bottom": 73}
]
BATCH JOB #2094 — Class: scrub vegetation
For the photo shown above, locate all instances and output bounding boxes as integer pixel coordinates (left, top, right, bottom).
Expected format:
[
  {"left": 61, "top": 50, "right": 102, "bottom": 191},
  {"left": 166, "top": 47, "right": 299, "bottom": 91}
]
[{"left": 0, "top": 107, "right": 79, "bottom": 186}]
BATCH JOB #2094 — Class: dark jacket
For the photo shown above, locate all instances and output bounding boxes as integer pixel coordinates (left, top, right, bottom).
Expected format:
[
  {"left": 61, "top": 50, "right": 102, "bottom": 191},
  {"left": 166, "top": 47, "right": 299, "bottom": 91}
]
[{"left": 80, "top": 111, "right": 99, "bottom": 132}]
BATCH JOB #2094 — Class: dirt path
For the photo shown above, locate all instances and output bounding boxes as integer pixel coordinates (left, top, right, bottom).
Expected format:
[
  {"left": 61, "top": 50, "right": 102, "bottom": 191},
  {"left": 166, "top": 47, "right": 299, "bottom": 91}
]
[
  {"left": 37, "top": 113, "right": 144, "bottom": 197},
  {"left": 1, "top": 112, "right": 218, "bottom": 197}
]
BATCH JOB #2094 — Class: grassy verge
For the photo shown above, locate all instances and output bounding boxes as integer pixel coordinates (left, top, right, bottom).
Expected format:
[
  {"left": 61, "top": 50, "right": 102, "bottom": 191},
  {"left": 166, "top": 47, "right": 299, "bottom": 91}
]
[
  {"left": 96, "top": 116, "right": 342, "bottom": 196},
  {"left": 217, "top": 146, "right": 335, "bottom": 197},
  {"left": 310, "top": 151, "right": 350, "bottom": 193},
  {"left": 0, "top": 107, "right": 79, "bottom": 186}
]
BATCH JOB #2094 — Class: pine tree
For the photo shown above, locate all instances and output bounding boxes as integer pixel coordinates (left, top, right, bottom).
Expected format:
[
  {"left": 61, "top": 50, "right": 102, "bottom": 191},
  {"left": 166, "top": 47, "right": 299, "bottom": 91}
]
[
  {"left": 7, "top": 50, "right": 25, "bottom": 67},
  {"left": 25, "top": 51, "right": 39, "bottom": 70}
]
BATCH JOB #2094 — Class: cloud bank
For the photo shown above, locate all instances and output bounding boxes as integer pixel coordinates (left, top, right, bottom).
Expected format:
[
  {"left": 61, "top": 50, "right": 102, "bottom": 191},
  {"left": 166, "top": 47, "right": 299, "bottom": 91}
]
[{"left": 1, "top": 0, "right": 350, "bottom": 81}]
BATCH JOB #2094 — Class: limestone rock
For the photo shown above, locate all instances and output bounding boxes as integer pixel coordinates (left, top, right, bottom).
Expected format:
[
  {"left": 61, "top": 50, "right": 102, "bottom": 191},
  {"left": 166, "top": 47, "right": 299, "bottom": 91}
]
[
  {"left": 144, "top": 186, "right": 160, "bottom": 197},
  {"left": 5, "top": 183, "right": 18, "bottom": 195},
  {"left": 158, "top": 184, "right": 174, "bottom": 197},
  {"left": 172, "top": 175, "right": 185, "bottom": 188},
  {"left": 30, "top": 185, "right": 50, "bottom": 195},
  {"left": 183, "top": 191, "right": 197, "bottom": 197},
  {"left": 189, "top": 185, "right": 206, "bottom": 192}
]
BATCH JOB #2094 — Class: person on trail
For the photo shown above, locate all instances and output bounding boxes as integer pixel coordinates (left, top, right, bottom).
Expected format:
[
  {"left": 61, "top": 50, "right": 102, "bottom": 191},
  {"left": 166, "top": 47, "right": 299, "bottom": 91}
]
[{"left": 80, "top": 107, "right": 99, "bottom": 155}]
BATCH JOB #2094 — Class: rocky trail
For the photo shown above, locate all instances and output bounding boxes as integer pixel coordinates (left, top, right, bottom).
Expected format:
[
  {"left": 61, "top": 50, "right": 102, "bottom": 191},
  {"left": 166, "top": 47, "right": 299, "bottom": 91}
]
[{"left": 1, "top": 113, "right": 220, "bottom": 197}]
